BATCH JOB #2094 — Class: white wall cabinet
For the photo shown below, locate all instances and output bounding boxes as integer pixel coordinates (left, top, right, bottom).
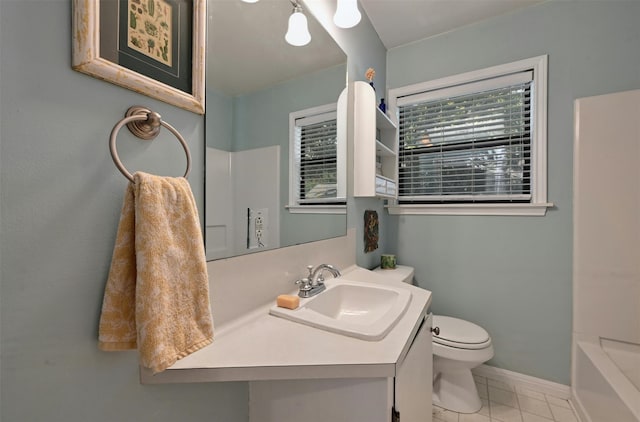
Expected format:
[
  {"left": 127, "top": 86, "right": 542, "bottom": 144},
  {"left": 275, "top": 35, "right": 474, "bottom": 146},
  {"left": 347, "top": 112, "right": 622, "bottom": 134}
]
[
  {"left": 249, "top": 314, "right": 433, "bottom": 422},
  {"left": 353, "top": 81, "right": 399, "bottom": 198}
]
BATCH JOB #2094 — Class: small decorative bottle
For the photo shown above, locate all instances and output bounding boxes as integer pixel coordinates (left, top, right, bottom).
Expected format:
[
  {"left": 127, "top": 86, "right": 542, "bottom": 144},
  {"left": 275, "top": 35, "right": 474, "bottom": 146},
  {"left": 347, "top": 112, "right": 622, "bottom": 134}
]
[{"left": 379, "top": 98, "right": 386, "bottom": 114}]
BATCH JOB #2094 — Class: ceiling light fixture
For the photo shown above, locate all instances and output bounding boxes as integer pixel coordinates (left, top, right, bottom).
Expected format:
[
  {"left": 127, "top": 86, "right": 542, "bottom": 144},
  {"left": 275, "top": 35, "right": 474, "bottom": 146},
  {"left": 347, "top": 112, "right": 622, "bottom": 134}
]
[
  {"left": 241, "top": 0, "right": 260, "bottom": 3},
  {"left": 285, "top": 1, "right": 311, "bottom": 47},
  {"left": 333, "top": 0, "right": 361, "bottom": 29}
]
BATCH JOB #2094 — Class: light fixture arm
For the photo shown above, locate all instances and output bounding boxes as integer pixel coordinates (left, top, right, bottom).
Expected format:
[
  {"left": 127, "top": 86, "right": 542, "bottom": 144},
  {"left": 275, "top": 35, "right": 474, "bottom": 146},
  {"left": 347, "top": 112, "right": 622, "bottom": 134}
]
[{"left": 290, "top": 0, "right": 301, "bottom": 12}]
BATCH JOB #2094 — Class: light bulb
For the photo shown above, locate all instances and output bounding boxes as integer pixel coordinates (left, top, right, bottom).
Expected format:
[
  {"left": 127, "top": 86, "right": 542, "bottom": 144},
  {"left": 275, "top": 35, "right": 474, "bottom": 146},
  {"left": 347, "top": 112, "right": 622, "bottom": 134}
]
[
  {"left": 333, "top": 0, "right": 361, "bottom": 29},
  {"left": 285, "top": 8, "right": 311, "bottom": 46}
]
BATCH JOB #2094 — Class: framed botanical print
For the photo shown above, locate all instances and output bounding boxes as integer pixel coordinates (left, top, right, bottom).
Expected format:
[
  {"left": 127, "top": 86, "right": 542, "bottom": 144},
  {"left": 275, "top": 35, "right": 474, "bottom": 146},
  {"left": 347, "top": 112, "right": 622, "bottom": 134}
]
[{"left": 72, "top": 0, "right": 205, "bottom": 114}]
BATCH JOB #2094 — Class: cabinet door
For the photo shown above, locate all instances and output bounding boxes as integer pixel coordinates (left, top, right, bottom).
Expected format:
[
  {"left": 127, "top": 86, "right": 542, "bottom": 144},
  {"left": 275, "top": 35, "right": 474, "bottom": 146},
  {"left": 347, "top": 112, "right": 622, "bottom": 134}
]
[
  {"left": 395, "top": 313, "right": 433, "bottom": 422},
  {"left": 249, "top": 378, "right": 391, "bottom": 422}
]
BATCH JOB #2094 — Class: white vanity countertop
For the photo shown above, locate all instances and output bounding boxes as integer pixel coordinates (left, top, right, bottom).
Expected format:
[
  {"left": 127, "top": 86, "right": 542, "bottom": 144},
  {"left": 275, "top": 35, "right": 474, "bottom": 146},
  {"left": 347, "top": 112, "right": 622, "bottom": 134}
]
[{"left": 141, "top": 265, "right": 432, "bottom": 384}]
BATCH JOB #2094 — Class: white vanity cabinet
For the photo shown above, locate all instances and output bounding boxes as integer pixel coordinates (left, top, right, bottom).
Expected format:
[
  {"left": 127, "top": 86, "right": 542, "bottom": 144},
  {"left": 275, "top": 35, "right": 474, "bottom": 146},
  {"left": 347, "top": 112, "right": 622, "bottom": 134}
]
[
  {"left": 142, "top": 266, "right": 433, "bottom": 421},
  {"left": 395, "top": 313, "right": 433, "bottom": 422},
  {"left": 353, "top": 81, "right": 399, "bottom": 198},
  {"left": 249, "top": 314, "right": 433, "bottom": 422}
]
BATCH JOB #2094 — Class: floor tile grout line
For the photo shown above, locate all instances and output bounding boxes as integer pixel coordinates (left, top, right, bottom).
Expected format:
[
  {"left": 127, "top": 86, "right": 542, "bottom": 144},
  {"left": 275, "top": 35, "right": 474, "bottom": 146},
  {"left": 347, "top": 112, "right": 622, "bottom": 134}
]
[{"left": 435, "top": 376, "right": 580, "bottom": 422}]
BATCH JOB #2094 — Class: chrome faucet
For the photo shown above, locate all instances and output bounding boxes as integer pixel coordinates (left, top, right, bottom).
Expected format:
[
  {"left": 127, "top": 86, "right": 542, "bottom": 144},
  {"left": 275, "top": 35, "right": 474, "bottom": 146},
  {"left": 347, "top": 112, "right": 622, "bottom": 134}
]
[
  {"left": 295, "top": 264, "right": 341, "bottom": 298},
  {"left": 310, "top": 264, "right": 341, "bottom": 286}
]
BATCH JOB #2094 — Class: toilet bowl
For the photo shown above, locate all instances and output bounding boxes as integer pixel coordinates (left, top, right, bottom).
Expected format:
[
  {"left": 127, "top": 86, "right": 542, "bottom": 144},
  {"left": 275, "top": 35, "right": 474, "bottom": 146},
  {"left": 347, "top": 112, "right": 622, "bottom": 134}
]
[
  {"left": 432, "top": 315, "right": 494, "bottom": 413},
  {"left": 373, "top": 265, "right": 494, "bottom": 414}
]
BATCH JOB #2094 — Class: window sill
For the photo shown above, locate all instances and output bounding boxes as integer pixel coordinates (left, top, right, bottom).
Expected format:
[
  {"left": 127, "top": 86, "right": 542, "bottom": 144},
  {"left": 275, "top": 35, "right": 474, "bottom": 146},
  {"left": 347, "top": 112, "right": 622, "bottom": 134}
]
[
  {"left": 286, "top": 205, "right": 347, "bottom": 215},
  {"left": 386, "top": 202, "right": 554, "bottom": 216}
]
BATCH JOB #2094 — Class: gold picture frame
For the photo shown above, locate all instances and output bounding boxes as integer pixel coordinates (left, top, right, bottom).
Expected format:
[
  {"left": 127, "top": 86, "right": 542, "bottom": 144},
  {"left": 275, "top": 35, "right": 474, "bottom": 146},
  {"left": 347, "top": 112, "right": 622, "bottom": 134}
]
[{"left": 72, "top": 0, "right": 205, "bottom": 114}]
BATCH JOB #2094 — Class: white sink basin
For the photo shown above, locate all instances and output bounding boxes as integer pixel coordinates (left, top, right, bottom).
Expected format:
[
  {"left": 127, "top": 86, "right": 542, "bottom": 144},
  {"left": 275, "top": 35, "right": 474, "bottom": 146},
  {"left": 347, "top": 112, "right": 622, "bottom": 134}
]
[{"left": 269, "top": 280, "right": 411, "bottom": 341}]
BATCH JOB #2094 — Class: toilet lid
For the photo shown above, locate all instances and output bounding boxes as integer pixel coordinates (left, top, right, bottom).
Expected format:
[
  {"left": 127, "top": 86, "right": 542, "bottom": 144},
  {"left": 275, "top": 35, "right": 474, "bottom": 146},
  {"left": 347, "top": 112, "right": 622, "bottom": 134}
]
[{"left": 432, "top": 315, "right": 491, "bottom": 349}]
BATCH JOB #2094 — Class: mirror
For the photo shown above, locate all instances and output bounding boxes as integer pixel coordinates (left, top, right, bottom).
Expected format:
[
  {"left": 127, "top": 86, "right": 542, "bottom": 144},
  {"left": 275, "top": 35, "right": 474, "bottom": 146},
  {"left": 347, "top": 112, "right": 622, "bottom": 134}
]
[
  {"left": 72, "top": 0, "right": 205, "bottom": 114},
  {"left": 205, "top": 0, "right": 348, "bottom": 260}
]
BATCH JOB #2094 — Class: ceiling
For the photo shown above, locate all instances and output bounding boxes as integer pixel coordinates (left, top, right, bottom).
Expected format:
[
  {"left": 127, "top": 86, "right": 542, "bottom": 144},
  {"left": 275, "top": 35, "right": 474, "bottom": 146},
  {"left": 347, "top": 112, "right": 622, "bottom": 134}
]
[
  {"left": 207, "top": 0, "right": 545, "bottom": 96},
  {"left": 360, "top": 0, "right": 545, "bottom": 49},
  {"left": 208, "top": 0, "right": 346, "bottom": 96}
]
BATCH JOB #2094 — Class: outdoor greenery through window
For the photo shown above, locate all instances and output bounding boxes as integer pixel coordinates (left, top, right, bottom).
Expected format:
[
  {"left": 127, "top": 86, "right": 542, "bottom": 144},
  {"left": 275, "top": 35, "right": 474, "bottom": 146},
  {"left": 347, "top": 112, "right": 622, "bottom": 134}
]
[
  {"left": 290, "top": 107, "right": 345, "bottom": 208},
  {"left": 397, "top": 71, "right": 534, "bottom": 204}
]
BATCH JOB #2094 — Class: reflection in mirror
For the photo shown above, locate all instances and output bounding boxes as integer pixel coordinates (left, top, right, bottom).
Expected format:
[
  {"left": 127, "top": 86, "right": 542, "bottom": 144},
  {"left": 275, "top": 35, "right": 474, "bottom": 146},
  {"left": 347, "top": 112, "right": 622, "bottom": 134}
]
[{"left": 205, "top": 0, "right": 348, "bottom": 260}]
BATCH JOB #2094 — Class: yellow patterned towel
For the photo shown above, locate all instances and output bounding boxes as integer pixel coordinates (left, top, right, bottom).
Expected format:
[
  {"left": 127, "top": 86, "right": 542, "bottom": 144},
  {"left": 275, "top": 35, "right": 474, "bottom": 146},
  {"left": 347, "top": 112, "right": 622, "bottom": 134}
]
[{"left": 98, "top": 172, "right": 213, "bottom": 373}]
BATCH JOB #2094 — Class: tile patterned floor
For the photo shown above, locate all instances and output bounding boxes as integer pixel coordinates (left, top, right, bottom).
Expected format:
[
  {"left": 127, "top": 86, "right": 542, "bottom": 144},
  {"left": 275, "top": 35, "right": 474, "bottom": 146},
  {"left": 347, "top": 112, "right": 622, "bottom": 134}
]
[{"left": 433, "top": 374, "right": 580, "bottom": 422}]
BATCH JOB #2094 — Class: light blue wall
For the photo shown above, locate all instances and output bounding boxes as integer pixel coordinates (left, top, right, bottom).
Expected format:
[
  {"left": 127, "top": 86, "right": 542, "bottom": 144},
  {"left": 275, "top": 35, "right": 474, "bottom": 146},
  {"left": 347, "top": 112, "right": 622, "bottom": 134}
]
[
  {"left": 7, "top": 0, "right": 614, "bottom": 417},
  {"left": 206, "top": 88, "right": 234, "bottom": 151},
  {"left": 228, "top": 64, "right": 347, "bottom": 247},
  {"left": 305, "top": 1, "right": 390, "bottom": 269},
  {"left": 386, "top": 0, "right": 640, "bottom": 384},
  {"left": 0, "top": 1, "right": 387, "bottom": 419},
  {"left": 0, "top": 1, "right": 248, "bottom": 421}
]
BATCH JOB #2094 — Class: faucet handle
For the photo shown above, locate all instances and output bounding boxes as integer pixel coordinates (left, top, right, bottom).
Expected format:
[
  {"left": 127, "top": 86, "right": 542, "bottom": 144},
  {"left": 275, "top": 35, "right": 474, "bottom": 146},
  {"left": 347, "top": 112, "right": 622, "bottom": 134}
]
[
  {"left": 295, "top": 278, "right": 312, "bottom": 291},
  {"left": 306, "top": 265, "right": 314, "bottom": 278}
]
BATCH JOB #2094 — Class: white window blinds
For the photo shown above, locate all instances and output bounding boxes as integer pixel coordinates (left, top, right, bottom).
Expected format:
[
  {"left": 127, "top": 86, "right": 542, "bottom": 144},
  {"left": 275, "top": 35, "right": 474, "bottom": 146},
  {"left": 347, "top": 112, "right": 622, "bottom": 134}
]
[
  {"left": 293, "top": 111, "right": 344, "bottom": 204},
  {"left": 397, "top": 71, "right": 533, "bottom": 203}
]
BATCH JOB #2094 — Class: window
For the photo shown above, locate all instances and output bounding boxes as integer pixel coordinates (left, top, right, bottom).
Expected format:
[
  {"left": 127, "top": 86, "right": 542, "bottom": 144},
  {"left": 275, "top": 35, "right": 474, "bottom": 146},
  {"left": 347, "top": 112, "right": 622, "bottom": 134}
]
[
  {"left": 388, "top": 56, "right": 552, "bottom": 216},
  {"left": 288, "top": 103, "right": 346, "bottom": 214}
]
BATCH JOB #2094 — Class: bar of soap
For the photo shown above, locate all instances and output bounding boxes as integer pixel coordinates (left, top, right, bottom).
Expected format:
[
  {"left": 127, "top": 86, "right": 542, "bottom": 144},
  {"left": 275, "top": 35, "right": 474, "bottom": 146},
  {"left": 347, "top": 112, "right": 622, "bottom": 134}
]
[{"left": 276, "top": 294, "right": 300, "bottom": 310}]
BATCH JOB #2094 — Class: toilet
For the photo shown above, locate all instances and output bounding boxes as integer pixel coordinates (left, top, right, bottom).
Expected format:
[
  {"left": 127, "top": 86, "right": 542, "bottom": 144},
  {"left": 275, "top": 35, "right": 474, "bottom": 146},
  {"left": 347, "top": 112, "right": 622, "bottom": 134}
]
[
  {"left": 431, "top": 315, "right": 494, "bottom": 413},
  {"left": 373, "top": 265, "right": 494, "bottom": 414}
]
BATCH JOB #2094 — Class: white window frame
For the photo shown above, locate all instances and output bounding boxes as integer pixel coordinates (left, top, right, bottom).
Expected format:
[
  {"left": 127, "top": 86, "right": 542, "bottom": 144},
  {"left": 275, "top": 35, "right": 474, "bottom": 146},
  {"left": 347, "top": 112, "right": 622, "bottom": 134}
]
[
  {"left": 287, "top": 102, "right": 346, "bottom": 215},
  {"left": 387, "top": 55, "right": 553, "bottom": 216}
]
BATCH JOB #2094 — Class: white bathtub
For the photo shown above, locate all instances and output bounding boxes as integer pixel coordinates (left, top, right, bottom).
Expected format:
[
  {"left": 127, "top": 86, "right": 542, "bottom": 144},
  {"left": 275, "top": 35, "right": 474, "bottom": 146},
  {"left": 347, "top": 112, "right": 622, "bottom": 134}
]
[{"left": 572, "top": 339, "right": 640, "bottom": 422}]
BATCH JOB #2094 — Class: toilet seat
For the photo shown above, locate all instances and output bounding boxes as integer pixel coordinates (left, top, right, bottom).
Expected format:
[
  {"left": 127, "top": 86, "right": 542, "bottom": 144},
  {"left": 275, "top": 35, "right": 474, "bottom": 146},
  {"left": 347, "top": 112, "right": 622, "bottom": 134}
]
[{"left": 433, "top": 315, "right": 491, "bottom": 350}]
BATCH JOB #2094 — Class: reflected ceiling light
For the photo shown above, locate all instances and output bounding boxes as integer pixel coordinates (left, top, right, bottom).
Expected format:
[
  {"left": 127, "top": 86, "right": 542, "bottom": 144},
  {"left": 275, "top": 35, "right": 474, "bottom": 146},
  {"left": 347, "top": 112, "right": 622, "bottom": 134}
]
[
  {"left": 285, "top": 1, "right": 311, "bottom": 47},
  {"left": 333, "top": 0, "right": 361, "bottom": 29}
]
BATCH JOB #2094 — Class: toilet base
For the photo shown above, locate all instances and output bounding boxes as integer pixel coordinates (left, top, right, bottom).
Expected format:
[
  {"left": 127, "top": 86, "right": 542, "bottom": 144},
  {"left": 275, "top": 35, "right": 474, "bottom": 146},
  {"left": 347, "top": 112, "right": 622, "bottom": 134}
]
[{"left": 432, "top": 367, "right": 482, "bottom": 414}]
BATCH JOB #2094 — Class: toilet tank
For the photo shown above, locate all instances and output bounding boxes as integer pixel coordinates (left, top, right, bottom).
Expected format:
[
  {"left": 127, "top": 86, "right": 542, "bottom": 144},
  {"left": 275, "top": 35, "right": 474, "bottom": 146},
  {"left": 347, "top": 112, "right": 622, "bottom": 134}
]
[{"left": 373, "top": 265, "right": 415, "bottom": 284}]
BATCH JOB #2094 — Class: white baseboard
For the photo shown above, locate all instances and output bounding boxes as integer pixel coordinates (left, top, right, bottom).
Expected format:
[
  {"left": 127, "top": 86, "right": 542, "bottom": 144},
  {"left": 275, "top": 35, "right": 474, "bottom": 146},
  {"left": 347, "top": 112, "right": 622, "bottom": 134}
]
[{"left": 472, "top": 364, "right": 571, "bottom": 400}]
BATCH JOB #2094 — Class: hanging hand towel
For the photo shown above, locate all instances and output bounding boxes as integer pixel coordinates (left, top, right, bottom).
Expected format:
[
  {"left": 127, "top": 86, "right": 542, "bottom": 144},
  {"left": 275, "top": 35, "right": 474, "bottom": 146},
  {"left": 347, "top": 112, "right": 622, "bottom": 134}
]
[{"left": 98, "top": 172, "right": 213, "bottom": 373}]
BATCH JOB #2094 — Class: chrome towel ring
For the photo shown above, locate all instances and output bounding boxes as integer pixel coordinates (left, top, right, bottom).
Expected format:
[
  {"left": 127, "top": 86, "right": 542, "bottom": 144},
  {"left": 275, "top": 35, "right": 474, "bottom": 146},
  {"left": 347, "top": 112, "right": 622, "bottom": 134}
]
[{"left": 109, "top": 106, "right": 192, "bottom": 183}]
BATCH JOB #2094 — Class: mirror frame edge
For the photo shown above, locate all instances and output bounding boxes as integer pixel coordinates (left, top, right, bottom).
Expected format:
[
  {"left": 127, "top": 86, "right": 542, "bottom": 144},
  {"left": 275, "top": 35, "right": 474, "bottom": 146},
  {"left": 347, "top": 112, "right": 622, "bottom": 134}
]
[{"left": 72, "top": 0, "right": 206, "bottom": 115}]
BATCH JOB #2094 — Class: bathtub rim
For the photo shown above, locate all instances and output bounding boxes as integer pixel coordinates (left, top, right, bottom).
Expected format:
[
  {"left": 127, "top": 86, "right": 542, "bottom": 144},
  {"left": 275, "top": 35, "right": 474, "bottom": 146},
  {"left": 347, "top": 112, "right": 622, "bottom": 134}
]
[{"left": 572, "top": 337, "right": 640, "bottom": 422}]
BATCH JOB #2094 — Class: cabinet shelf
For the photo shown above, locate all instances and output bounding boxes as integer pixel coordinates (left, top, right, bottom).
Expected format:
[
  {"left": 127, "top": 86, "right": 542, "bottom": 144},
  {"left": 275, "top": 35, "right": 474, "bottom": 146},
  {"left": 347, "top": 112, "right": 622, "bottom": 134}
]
[
  {"left": 376, "top": 140, "right": 396, "bottom": 157},
  {"left": 353, "top": 81, "right": 399, "bottom": 199},
  {"left": 376, "top": 107, "right": 396, "bottom": 130}
]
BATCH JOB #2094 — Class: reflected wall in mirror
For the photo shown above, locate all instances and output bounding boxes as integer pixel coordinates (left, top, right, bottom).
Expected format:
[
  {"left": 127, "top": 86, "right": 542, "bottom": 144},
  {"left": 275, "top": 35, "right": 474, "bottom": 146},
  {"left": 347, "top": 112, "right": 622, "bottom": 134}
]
[{"left": 205, "top": 0, "right": 348, "bottom": 260}]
